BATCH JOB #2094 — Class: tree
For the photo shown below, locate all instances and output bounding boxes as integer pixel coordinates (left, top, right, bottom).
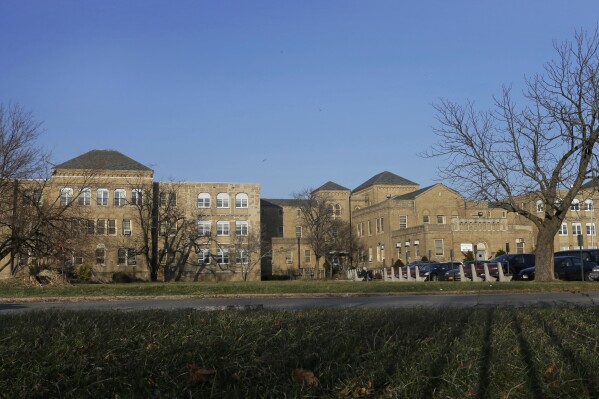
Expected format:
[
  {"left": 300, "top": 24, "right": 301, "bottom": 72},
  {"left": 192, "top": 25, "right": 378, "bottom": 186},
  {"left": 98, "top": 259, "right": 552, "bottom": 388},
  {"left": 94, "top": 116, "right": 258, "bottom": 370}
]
[
  {"left": 293, "top": 188, "right": 359, "bottom": 278},
  {"left": 428, "top": 28, "right": 599, "bottom": 281},
  {"left": 230, "top": 229, "right": 269, "bottom": 281}
]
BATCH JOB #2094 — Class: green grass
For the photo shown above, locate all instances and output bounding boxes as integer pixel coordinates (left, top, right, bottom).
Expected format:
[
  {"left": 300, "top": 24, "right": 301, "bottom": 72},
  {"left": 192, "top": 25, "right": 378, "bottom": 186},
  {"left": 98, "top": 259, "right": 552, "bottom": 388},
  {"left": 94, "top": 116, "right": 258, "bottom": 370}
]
[
  {"left": 2, "top": 307, "right": 599, "bottom": 398},
  {"left": 2, "top": 279, "right": 599, "bottom": 300}
]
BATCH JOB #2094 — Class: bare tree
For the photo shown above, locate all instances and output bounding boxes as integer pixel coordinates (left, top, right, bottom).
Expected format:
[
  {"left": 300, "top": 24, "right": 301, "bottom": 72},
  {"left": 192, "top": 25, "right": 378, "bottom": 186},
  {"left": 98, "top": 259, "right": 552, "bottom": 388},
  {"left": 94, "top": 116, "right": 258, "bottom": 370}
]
[
  {"left": 427, "top": 28, "right": 599, "bottom": 281},
  {"left": 231, "top": 229, "right": 270, "bottom": 281},
  {"left": 294, "top": 188, "right": 344, "bottom": 278}
]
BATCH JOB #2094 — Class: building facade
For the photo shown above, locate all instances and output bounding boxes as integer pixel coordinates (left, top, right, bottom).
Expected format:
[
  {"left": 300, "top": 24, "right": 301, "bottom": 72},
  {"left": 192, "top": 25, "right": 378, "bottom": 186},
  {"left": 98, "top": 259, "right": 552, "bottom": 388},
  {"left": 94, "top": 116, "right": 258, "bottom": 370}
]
[{"left": 1, "top": 150, "right": 261, "bottom": 281}]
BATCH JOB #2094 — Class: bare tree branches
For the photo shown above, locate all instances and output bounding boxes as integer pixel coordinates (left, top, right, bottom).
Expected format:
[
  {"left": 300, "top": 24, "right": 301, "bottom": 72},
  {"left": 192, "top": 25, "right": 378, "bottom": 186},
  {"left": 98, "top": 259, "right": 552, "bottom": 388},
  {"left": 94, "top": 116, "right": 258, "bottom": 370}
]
[{"left": 426, "top": 28, "right": 599, "bottom": 281}]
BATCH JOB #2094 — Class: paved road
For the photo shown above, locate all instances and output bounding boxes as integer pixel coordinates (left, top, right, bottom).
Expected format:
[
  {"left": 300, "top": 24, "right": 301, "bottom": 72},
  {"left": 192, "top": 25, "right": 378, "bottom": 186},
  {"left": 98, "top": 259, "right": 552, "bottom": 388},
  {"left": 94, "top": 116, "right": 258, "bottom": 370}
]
[{"left": 2, "top": 291, "right": 599, "bottom": 313}]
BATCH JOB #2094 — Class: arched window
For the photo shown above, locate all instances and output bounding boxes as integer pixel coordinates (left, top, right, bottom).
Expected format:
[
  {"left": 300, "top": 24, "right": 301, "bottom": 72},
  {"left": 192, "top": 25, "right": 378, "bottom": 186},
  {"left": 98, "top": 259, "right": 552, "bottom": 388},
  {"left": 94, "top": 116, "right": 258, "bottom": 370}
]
[
  {"left": 216, "top": 193, "right": 230, "bottom": 208},
  {"left": 78, "top": 188, "right": 91, "bottom": 206},
  {"left": 60, "top": 188, "right": 73, "bottom": 206},
  {"left": 197, "top": 193, "right": 211, "bottom": 208},
  {"left": 585, "top": 199, "right": 594, "bottom": 211},
  {"left": 95, "top": 245, "right": 106, "bottom": 265},
  {"left": 235, "top": 193, "right": 249, "bottom": 208},
  {"left": 571, "top": 199, "right": 580, "bottom": 211},
  {"left": 536, "top": 200, "right": 543, "bottom": 212}
]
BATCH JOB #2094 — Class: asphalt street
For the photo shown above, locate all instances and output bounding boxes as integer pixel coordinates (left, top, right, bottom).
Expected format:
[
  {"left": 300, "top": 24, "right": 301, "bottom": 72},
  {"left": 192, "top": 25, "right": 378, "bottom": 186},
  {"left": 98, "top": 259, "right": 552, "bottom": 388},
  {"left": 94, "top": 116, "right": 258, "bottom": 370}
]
[{"left": 2, "top": 291, "right": 599, "bottom": 313}]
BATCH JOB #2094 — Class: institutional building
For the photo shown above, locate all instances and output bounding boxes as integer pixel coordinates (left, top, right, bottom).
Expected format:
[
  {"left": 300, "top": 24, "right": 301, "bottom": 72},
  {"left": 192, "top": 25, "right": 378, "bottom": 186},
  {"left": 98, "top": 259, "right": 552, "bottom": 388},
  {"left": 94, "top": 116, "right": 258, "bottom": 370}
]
[
  {"left": 261, "top": 171, "right": 599, "bottom": 277},
  {"left": 1, "top": 150, "right": 261, "bottom": 281}
]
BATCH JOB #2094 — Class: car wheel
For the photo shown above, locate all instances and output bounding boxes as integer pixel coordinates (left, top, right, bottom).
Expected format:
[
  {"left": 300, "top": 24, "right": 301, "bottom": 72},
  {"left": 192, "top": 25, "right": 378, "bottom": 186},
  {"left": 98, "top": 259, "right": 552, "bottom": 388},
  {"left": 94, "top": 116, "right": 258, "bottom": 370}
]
[{"left": 585, "top": 272, "right": 593, "bottom": 282}]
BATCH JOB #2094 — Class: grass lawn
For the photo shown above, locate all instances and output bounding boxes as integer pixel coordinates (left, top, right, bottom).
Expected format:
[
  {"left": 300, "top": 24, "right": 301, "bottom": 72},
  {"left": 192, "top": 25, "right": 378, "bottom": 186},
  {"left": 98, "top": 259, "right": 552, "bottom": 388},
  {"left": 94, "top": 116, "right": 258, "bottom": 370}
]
[
  {"left": 2, "top": 306, "right": 599, "bottom": 398},
  {"left": 2, "top": 279, "right": 599, "bottom": 300}
]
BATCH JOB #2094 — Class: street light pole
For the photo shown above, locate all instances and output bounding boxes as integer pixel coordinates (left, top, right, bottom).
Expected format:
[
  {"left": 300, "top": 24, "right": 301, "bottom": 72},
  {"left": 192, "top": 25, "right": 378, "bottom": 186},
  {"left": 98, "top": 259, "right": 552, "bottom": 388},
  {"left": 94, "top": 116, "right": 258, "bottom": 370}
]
[{"left": 296, "top": 230, "right": 301, "bottom": 279}]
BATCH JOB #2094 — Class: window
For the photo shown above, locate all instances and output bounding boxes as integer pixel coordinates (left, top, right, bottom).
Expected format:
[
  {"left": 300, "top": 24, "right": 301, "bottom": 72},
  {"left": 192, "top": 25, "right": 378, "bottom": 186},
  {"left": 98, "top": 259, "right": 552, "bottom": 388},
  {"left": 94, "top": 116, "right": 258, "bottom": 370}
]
[
  {"left": 118, "top": 248, "right": 126, "bottom": 264},
  {"left": 197, "top": 221, "right": 211, "bottom": 236},
  {"left": 285, "top": 251, "right": 293, "bottom": 264},
  {"left": 108, "top": 219, "right": 117, "bottom": 235},
  {"left": 97, "top": 219, "right": 106, "bottom": 235},
  {"left": 197, "top": 249, "right": 211, "bottom": 265},
  {"left": 295, "top": 225, "right": 302, "bottom": 237},
  {"left": 587, "top": 223, "right": 596, "bottom": 236},
  {"left": 235, "top": 221, "right": 249, "bottom": 236},
  {"left": 367, "top": 220, "right": 372, "bottom": 235},
  {"left": 236, "top": 249, "right": 248, "bottom": 264},
  {"left": 331, "top": 204, "right": 341, "bottom": 219},
  {"left": 559, "top": 223, "right": 568, "bottom": 236},
  {"left": 114, "top": 189, "right": 126, "bottom": 207},
  {"left": 216, "top": 248, "right": 229, "bottom": 265},
  {"left": 572, "top": 223, "right": 582, "bottom": 236},
  {"left": 24, "top": 189, "right": 42, "bottom": 206},
  {"left": 571, "top": 199, "right": 580, "bottom": 211},
  {"left": 399, "top": 216, "right": 407, "bottom": 230},
  {"left": 423, "top": 215, "right": 430, "bottom": 224},
  {"left": 585, "top": 200, "right": 594, "bottom": 211},
  {"left": 434, "top": 239, "right": 444, "bottom": 256},
  {"left": 277, "top": 226, "right": 283, "bottom": 237},
  {"left": 86, "top": 219, "right": 95, "bottom": 235},
  {"left": 536, "top": 200, "right": 543, "bottom": 212},
  {"left": 122, "top": 219, "right": 132, "bottom": 236},
  {"left": 217, "top": 221, "right": 229, "bottom": 236},
  {"left": 96, "top": 189, "right": 108, "bottom": 206},
  {"left": 516, "top": 241, "right": 525, "bottom": 254},
  {"left": 73, "top": 251, "right": 83, "bottom": 266},
  {"left": 117, "top": 248, "right": 137, "bottom": 265},
  {"left": 216, "top": 193, "right": 230, "bottom": 208},
  {"left": 235, "top": 193, "right": 249, "bottom": 208},
  {"left": 60, "top": 188, "right": 73, "bottom": 206},
  {"left": 437, "top": 215, "right": 446, "bottom": 224},
  {"left": 160, "top": 219, "right": 177, "bottom": 236},
  {"left": 131, "top": 189, "right": 142, "bottom": 206},
  {"left": 197, "top": 193, "right": 211, "bottom": 208},
  {"left": 304, "top": 249, "right": 311, "bottom": 265},
  {"left": 368, "top": 247, "right": 373, "bottom": 262},
  {"left": 160, "top": 192, "right": 177, "bottom": 207},
  {"left": 95, "top": 246, "right": 105, "bottom": 265},
  {"left": 78, "top": 188, "right": 91, "bottom": 206}
]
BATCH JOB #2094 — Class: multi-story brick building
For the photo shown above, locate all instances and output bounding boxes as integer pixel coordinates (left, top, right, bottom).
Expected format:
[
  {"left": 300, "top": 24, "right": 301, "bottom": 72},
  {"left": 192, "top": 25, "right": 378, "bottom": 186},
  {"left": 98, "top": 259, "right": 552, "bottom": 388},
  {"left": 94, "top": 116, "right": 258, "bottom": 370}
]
[{"left": 1, "top": 150, "right": 261, "bottom": 281}]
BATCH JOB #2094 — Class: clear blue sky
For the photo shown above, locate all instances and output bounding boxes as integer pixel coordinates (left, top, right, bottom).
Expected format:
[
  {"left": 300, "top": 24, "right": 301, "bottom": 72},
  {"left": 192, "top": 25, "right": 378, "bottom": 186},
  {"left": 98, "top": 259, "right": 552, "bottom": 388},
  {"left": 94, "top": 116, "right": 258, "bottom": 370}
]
[{"left": 1, "top": 1, "right": 598, "bottom": 198}]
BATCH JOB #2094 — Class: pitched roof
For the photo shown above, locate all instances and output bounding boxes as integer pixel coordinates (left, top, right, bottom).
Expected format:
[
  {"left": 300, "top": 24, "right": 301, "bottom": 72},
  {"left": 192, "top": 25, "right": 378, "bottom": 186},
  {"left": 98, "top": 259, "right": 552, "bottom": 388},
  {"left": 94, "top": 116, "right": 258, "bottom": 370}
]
[
  {"left": 582, "top": 178, "right": 599, "bottom": 189},
  {"left": 392, "top": 184, "right": 437, "bottom": 200},
  {"left": 353, "top": 171, "right": 418, "bottom": 192},
  {"left": 314, "top": 181, "right": 350, "bottom": 192},
  {"left": 54, "top": 150, "right": 152, "bottom": 172},
  {"left": 261, "top": 198, "right": 307, "bottom": 208}
]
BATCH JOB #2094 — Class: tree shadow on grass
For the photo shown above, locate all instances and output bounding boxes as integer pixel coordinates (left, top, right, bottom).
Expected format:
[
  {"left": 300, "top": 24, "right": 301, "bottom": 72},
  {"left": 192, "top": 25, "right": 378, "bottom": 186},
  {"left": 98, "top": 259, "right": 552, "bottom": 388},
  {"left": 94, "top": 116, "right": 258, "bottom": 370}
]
[
  {"left": 534, "top": 312, "right": 599, "bottom": 395},
  {"left": 512, "top": 312, "right": 544, "bottom": 399},
  {"left": 418, "top": 309, "right": 476, "bottom": 399}
]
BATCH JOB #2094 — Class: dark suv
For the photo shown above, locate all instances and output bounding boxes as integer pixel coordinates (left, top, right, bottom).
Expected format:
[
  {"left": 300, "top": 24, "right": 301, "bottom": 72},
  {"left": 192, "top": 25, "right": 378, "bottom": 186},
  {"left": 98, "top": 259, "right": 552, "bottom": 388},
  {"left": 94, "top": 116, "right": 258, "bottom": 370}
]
[
  {"left": 555, "top": 249, "right": 599, "bottom": 263},
  {"left": 487, "top": 254, "right": 536, "bottom": 276}
]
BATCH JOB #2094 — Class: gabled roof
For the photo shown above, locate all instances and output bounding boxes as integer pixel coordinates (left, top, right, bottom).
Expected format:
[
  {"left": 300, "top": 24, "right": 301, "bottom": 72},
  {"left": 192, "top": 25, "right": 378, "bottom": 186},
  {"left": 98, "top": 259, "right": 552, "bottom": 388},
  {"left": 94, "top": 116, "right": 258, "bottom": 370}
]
[
  {"left": 392, "top": 183, "right": 460, "bottom": 201},
  {"left": 54, "top": 150, "right": 152, "bottom": 172},
  {"left": 353, "top": 171, "right": 418, "bottom": 193},
  {"left": 582, "top": 178, "right": 599, "bottom": 190},
  {"left": 314, "top": 181, "right": 350, "bottom": 192},
  {"left": 392, "top": 184, "right": 437, "bottom": 200},
  {"left": 261, "top": 198, "right": 307, "bottom": 208}
]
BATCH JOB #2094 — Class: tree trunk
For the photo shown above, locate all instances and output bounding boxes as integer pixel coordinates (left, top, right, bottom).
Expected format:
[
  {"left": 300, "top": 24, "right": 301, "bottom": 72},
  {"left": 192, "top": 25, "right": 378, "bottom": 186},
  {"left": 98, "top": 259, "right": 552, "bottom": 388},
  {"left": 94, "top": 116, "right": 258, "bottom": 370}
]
[{"left": 535, "top": 224, "right": 558, "bottom": 282}]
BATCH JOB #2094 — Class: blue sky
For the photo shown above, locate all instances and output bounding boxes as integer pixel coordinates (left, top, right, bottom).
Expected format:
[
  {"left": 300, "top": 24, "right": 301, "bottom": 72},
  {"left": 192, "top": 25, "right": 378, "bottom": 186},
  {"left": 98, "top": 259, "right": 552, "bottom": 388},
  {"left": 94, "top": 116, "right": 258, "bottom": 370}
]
[{"left": 1, "top": 1, "right": 598, "bottom": 198}]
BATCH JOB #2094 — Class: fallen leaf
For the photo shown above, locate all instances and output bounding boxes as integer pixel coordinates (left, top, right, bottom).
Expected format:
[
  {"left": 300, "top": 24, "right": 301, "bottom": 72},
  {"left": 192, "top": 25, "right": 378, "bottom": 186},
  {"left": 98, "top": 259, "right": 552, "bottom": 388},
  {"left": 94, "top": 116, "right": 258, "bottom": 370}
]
[
  {"left": 145, "top": 342, "right": 160, "bottom": 351},
  {"left": 543, "top": 362, "right": 559, "bottom": 380},
  {"left": 293, "top": 368, "right": 319, "bottom": 386},
  {"left": 273, "top": 320, "right": 282, "bottom": 330},
  {"left": 187, "top": 363, "right": 216, "bottom": 384}
]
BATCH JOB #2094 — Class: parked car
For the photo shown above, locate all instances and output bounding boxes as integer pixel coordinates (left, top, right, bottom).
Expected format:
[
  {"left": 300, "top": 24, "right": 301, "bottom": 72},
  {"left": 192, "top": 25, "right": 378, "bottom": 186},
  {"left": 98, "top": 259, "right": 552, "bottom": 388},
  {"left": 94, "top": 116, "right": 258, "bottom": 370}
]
[
  {"left": 555, "top": 249, "right": 599, "bottom": 263},
  {"left": 517, "top": 256, "right": 599, "bottom": 281},
  {"left": 441, "top": 268, "right": 463, "bottom": 282},
  {"left": 420, "top": 262, "right": 462, "bottom": 281},
  {"left": 400, "top": 262, "right": 437, "bottom": 278},
  {"left": 486, "top": 254, "right": 536, "bottom": 276},
  {"left": 461, "top": 260, "right": 492, "bottom": 280}
]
